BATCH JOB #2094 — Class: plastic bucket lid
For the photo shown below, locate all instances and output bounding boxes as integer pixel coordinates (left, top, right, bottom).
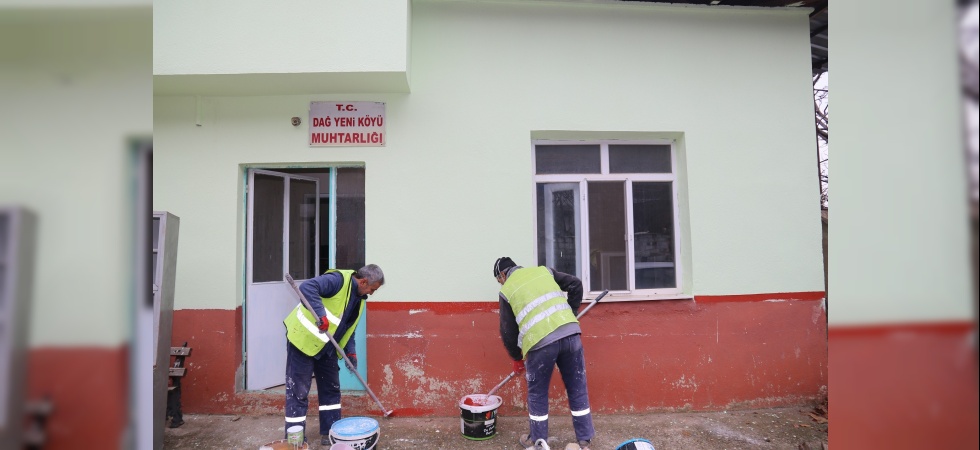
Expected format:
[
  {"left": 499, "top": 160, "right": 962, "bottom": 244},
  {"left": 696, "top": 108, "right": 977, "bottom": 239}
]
[{"left": 331, "top": 417, "right": 379, "bottom": 439}]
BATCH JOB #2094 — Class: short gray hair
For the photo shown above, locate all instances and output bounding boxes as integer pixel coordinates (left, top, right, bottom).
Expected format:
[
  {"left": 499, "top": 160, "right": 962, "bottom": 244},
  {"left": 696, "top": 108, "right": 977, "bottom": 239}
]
[{"left": 356, "top": 264, "right": 385, "bottom": 285}]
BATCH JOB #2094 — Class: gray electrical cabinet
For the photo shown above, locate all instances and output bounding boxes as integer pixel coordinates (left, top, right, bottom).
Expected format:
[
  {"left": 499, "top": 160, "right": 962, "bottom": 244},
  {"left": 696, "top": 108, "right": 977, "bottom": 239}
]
[
  {"left": 0, "top": 207, "right": 37, "bottom": 450},
  {"left": 152, "top": 211, "right": 179, "bottom": 450}
]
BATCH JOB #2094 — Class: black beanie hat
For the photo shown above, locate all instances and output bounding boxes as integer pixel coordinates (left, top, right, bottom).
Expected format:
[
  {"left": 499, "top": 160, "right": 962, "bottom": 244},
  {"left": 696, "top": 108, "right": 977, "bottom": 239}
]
[{"left": 493, "top": 257, "right": 517, "bottom": 277}]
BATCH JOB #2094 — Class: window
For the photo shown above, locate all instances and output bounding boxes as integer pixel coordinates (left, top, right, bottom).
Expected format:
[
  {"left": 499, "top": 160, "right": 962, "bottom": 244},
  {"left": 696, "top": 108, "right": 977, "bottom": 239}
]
[{"left": 534, "top": 141, "right": 681, "bottom": 296}]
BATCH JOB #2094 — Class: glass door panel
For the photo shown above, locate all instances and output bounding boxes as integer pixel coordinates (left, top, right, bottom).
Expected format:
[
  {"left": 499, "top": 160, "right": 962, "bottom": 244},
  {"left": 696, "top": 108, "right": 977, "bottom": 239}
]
[
  {"left": 251, "top": 174, "right": 285, "bottom": 283},
  {"left": 288, "top": 178, "right": 318, "bottom": 280},
  {"left": 588, "top": 181, "right": 627, "bottom": 291}
]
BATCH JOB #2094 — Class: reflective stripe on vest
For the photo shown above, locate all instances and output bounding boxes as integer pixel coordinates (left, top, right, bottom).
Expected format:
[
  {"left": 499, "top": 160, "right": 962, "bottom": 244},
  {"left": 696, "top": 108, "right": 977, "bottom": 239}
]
[
  {"left": 500, "top": 266, "right": 577, "bottom": 356},
  {"left": 283, "top": 270, "right": 360, "bottom": 357}
]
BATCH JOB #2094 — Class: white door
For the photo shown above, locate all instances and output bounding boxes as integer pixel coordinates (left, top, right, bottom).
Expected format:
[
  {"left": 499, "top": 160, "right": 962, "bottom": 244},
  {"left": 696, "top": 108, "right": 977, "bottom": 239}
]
[{"left": 245, "top": 170, "right": 319, "bottom": 390}]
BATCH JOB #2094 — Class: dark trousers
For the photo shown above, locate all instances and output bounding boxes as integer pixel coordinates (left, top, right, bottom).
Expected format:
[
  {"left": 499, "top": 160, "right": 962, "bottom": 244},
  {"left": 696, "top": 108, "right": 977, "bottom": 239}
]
[
  {"left": 284, "top": 341, "right": 342, "bottom": 441},
  {"left": 525, "top": 333, "right": 595, "bottom": 443}
]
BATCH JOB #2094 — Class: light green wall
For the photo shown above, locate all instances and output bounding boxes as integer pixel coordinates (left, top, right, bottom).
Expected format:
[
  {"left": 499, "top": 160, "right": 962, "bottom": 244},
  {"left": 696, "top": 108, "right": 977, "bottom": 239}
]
[
  {"left": 153, "top": 1, "right": 409, "bottom": 76},
  {"left": 831, "top": 1, "right": 974, "bottom": 324},
  {"left": 153, "top": 1, "right": 823, "bottom": 309},
  {"left": 0, "top": 0, "right": 148, "bottom": 9},
  {"left": 0, "top": 9, "right": 152, "bottom": 345}
]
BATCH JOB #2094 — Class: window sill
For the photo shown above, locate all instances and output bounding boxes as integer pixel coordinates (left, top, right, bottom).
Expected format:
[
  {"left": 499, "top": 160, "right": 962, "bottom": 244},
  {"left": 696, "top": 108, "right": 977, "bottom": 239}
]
[{"left": 585, "top": 292, "right": 694, "bottom": 302}]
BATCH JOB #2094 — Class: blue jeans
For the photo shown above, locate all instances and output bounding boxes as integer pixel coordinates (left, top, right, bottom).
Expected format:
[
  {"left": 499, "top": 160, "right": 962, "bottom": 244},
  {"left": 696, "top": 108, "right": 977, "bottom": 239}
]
[
  {"left": 283, "top": 341, "right": 342, "bottom": 441},
  {"left": 525, "top": 333, "right": 595, "bottom": 443}
]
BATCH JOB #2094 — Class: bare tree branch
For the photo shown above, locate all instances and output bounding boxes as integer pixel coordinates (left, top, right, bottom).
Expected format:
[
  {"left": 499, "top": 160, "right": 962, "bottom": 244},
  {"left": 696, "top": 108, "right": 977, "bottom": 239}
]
[{"left": 813, "top": 72, "right": 829, "bottom": 208}]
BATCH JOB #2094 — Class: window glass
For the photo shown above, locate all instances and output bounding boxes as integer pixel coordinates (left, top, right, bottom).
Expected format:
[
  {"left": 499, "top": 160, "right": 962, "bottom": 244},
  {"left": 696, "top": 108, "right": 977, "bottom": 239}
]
[
  {"left": 587, "top": 181, "right": 628, "bottom": 291},
  {"left": 609, "top": 144, "right": 671, "bottom": 173},
  {"left": 252, "top": 174, "right": 284, "bottom": 282},
  {"left": 632, "top": 182, "right": 676, "bottom": 289},
  {"left": 0, "top": 265, "right": 5, "bottom": 310},
  {"left": 536, "top": 183, "right": 580, "bottom": 276},
  {"left": 336, "top": 168, "right": 366, "bottom": 270},
  {"left": 288, "top": 178, "right": 318, "bottom": 279},
  {"left": 535, "top": 144, "right": 601, "bottom": 174},
  {"left": 0, "top": 215, "right": 7, "bottom": 257},
  {"left": 152, "top": 217, "right": 160, "bottom": 250}
]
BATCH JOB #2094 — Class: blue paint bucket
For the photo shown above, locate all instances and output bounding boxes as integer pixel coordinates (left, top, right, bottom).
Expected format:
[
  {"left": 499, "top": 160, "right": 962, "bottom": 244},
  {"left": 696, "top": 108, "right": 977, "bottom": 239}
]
[
  {"left": 459, "top": 394, "right": 502, "bottom": 440},
  {"left": 327, "top": 417, "right": 379, "bottom": 450},
  {"left": 615, "top": 438, "right": 656, "bottom": 450}
]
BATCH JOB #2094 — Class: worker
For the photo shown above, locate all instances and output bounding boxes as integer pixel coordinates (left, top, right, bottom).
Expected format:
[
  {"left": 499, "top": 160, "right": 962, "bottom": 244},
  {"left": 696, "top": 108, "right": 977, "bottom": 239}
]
[
  {"left": 492, "top": 257, "right": 595, "bottom": 450},
  {"left": 282, "top": 264, "right": 385, "bottom": 446}
]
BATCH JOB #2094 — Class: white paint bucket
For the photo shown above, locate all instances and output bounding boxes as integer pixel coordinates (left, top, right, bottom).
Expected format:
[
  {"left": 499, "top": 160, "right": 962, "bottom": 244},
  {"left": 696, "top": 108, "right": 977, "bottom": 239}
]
[
  {"left": 459, "top": 394, "right": 503, "bottom": 440},
  {"left": 328, "top": 416, "right": 379, "bottom": 450}
]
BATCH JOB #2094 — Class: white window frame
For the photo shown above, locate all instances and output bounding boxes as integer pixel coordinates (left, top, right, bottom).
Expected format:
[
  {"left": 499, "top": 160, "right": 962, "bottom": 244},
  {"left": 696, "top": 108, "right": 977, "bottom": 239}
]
[{"left": 532, "top": 139, "right": 683, "bottom": 299}]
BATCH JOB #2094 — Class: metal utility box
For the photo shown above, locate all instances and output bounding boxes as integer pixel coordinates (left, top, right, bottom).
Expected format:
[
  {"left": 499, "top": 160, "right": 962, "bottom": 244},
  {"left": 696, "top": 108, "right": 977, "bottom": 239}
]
[
  {"left": 152, "top": 211, "right": 179, "bottom": 450},
  {"left": 0, "top": 207, "right": 37, "bottom": 450}
]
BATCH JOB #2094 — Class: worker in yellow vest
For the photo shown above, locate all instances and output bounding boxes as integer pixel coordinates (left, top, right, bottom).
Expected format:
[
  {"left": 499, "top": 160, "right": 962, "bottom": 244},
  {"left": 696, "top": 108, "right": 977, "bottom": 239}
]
[
  {"left": 493, "top": 257, "right": 594, "bottom": 450},
  {"left": 282, "top": 264, "right": 384, "bottom": 447}
]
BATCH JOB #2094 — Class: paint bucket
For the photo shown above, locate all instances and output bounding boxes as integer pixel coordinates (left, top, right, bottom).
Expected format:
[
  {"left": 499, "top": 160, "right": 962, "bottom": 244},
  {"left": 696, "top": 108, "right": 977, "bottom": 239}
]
[
  {"left": 327, "top": 416, "right": 380, "bottom": 450},
  {"left": 286, "top": 425, "right": 304, "bottom": 448},
  {"left": 257, "top": 439, "right": 309, "bottom": 450},
  {"left": 615, "top": 438, "right": 656, "bottom": 450},
  {"left": 458, "top": 394, "right": 502, "bottom": 440}
]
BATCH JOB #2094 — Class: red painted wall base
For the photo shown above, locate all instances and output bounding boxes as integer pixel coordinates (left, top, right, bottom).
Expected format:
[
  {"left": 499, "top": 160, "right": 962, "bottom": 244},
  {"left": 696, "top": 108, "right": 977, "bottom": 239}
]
[
  {"left": 170, "top": 293, "right": 829, "bottom": 419},
  {"left": 25, "top": 346, "right": 128, "bottom": 450},
  {"left": 369, "top": 296, "right": 828, "bottom": 417},
  {"left": 829, "top": 323, "right": 979, "bottom": 449}
]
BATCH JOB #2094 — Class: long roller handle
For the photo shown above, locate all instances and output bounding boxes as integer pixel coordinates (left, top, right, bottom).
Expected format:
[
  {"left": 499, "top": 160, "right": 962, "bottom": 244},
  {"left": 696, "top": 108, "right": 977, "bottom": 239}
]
[{"left": 485, "top": 370, "right": 519, "bottom": 397}]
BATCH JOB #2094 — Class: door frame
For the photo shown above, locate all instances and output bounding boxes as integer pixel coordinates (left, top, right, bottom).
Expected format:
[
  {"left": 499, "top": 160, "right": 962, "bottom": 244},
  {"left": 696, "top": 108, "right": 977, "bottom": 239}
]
[{"left": 244, "top": 168, "right": 320, "bottom": 390}]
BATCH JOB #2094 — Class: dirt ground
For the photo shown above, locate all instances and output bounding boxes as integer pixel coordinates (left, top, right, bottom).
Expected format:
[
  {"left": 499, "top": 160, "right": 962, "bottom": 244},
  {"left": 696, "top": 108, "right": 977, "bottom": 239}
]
[{"left": 164, "top": 404, "right": 828, "bottom": 450}]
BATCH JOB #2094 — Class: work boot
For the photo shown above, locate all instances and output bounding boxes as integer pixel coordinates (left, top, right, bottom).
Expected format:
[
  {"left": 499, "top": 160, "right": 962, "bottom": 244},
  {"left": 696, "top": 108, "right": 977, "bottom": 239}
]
[
  {"left": 520, "top": 434, "right": 559, "bottom": 446},
  {"left": 519, "top": 434, "right": 534, "bottom": 448},
  {"left": 520, "top": 434, "right": 551, "bottom": 450},
  {"left": 565, "top": 440, "right": 592, "bottom": 450}
]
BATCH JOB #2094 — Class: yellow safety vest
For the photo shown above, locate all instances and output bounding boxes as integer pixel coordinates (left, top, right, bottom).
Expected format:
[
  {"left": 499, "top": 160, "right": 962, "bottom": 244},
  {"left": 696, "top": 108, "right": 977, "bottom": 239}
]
[
  {"left": 283, "top": 270, "right": 363, "bottom": 358},
  {"left": 500, "top": 266, "right": 577, "bottom": 357}
]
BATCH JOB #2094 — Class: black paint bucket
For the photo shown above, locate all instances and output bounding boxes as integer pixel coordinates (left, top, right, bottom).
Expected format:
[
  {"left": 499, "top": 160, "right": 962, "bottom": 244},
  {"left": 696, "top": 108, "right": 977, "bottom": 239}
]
[{"left": 458, "top": 394, "right": 502, "bottom": 440}]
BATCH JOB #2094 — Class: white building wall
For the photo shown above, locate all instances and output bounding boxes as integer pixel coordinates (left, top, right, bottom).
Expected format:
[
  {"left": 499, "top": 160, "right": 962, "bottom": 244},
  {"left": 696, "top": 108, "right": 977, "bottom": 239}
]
[
  {"left": 153, "top": 0, "right": 409, "bottom": 76},
  {"left": 153, "top": 0, "right": 411, "bottom": 95},
  {"left": 153, "top": 1, "right": 824, "bottom": 308},
  {"left": 831, "top": 1, "right": 974, "bottom": 325},
  {"left": 0, "top": 9, "right": 152, "bottom": 346}
]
